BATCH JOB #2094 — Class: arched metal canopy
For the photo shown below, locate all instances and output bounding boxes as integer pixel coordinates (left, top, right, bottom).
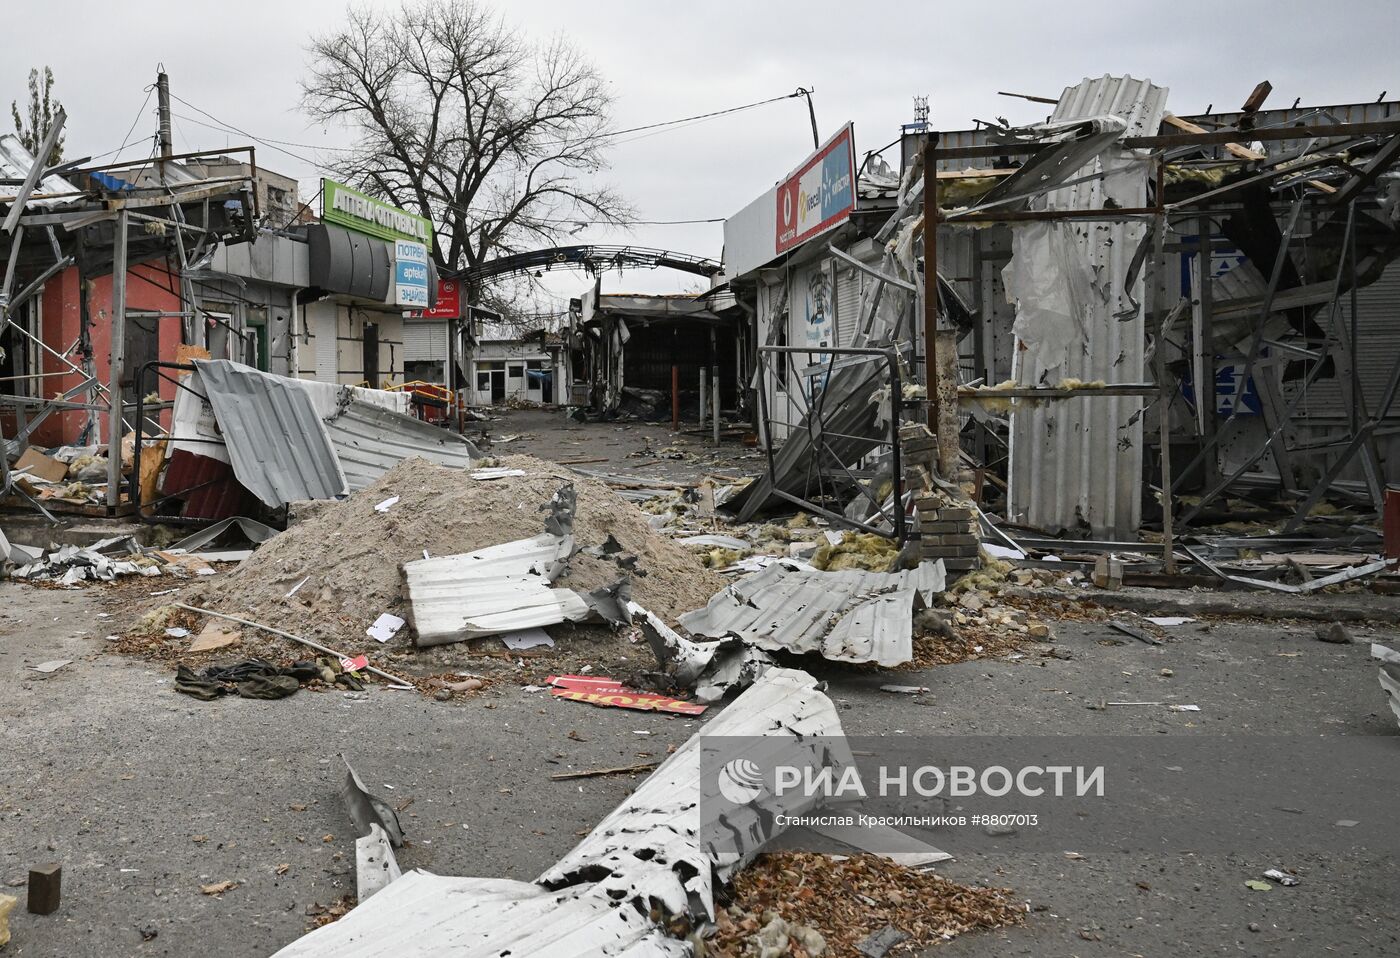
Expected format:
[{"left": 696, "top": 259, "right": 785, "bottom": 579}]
[{"left": 453, "top": 245, "right": 721, "bottom": 285}]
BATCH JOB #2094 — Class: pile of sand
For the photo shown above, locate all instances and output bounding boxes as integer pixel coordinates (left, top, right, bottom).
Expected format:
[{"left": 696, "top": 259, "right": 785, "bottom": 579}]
[{"left": 192, "top": 455, "right": 726, "bottom": 653}]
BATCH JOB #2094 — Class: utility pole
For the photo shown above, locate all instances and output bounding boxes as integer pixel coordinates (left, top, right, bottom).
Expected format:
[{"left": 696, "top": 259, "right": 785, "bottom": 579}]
[{"left": 156, "top": 70, "right": 173, "bottom": 159}]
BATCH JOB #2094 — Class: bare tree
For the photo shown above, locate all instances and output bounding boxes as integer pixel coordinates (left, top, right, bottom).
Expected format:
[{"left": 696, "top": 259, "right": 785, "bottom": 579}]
[
  {"left": 302, "top": 0, "right": 630, "bottom": 284},
  {"left": 11, "top": 66, "right": 64, "bottom": 165}
]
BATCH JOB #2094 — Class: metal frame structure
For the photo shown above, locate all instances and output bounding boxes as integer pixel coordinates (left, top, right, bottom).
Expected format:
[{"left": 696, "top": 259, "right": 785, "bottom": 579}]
[
  {"left": 0, "top": 134, "right": 257, "bottom": 519},
  {"left": 917, "top": 96, "right": 1400, "bottom": 562},
  {"left": 753, "top": 344, "right": 906, "bottom": 542}
]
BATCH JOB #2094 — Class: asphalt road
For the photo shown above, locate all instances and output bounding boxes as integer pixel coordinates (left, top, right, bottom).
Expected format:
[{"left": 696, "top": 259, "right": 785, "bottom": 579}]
[{"left": 3, "top": 577, "right": 1399, "bottom": 956}]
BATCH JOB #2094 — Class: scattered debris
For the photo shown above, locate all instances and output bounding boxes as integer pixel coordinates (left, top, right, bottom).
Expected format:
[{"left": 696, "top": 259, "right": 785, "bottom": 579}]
[
  {"left": 273, "top": 668, "right": 845, "bottom": 956},
  {"left": 1263, "top": 868, "right": 1300, "bottom": 887},
  {"left": 712, "top": 853, "right": 1023, "bottom": 957},
  {"left": 200, "top": 881, "right": 238, "bottom": 896},
  {"left": 373, "top": 496, "right": 399, "bottom": 513},
  {"left": 1315, "top": 623, "right": 1354, "bottom": 644},
  {"left": 677, "top": 560, "right": 946, "bottom": 668},
  {"left": 27, "top": 660, "right": 71, "bottom": 674},
  {"left": 1373, "top": 643, "right": 1400, "bottom": 729},
  {"left": 498, "top": 628, "right": 554, "bottom": 651},
  {"left": 1109, "top": 620, "right": 1163, "bottom": 646},
  {"left": 173, "top": 605, "right": 415, "bottom": 690},
  {"left": 856, "top": 924, "right": 908, "bottom": 958},
  {"left": 188, "top": 624, "right": 241, "bottom": 653},
  {"left": 549, "top": 762, "right": 660, "bottom": 781},
  {"left": 0, "top": 893, "right": 14, "bottom": 948}
]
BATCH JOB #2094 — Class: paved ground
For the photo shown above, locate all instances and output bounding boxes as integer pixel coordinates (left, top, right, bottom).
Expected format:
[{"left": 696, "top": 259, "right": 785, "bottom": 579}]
[
  {"left": 2, "top": 411, "right": 1399, "bottom": 956},
  {"left": 474, "top": 406, "right": 763, "bottom": 483},
  {"left": 5, "top": 583, "right": 1398, "bottom": 957}
]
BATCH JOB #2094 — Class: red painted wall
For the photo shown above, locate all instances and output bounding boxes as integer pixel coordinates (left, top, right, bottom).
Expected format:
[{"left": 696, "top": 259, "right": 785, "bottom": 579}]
[{"left": 26, "top": 261, "right": 182, "bottom": 447}]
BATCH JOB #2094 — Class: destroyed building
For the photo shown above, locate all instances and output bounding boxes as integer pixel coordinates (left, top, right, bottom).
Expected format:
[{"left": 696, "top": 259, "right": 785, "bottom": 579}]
[{"left": 717, "top": 76, "right": 1400, "bottom": 570}]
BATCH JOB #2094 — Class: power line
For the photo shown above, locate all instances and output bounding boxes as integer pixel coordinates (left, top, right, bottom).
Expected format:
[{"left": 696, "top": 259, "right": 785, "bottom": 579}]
[
  {"left": 117, "top": 86, "right": 155, "bottom": 154},
  {"left": 166, "top": 92, "right": 751, "bottom": 236},
  {"left": 599, "top": 90, "right": 804, "bottom": 141}
]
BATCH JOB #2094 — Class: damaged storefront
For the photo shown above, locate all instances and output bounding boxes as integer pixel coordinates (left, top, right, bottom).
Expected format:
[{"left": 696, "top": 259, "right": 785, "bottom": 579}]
[
  {"left": 575, "top": 286, "right": 744, "bottom": 421},
  {"left": 300, "top": 179, "right": 440, "bottom": 389}
]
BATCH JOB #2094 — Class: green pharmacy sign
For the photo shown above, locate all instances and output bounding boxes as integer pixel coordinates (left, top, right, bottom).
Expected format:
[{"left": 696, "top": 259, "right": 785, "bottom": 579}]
[{"left": 321, "top": 178, "right": 433, "bottom": 251}]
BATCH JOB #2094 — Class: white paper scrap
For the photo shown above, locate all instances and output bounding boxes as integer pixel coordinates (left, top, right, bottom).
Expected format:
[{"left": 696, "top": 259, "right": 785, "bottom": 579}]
[
  {"left": 366, "top": 613, "right": 406, "bottom": 643},
  {"left": 499, "top": 628, "right": 555, "bottom": 651}
]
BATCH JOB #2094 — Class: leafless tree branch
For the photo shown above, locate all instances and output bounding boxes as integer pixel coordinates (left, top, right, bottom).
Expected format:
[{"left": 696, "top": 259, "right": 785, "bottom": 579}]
[{"left": 302, "top": 0, "right": 632, "bottom": 299}]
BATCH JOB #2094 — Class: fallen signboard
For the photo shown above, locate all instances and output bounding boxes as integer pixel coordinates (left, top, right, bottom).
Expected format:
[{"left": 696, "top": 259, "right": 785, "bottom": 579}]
[{"left": 547, "top": 675, "right": 707, "bottom": 715}]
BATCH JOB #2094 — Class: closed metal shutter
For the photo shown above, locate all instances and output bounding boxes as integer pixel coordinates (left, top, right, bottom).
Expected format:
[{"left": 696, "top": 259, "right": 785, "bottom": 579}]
[
  {"left": 403, "top": 320, "right": 447, "bottom": 361},
  {"left": 1289, "top": 260, "right": 1400, "bottom": 421},
  {"left": 834, "top": 261, "right": 862, "bottom": 347},
  {"left": 314, "top": 310, "right": 337, "bottom": 382}
]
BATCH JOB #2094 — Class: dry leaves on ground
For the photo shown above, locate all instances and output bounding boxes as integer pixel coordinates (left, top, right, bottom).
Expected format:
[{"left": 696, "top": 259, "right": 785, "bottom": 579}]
[{"left": 709, "top": 852, "right": 1024, "bottom": 956}]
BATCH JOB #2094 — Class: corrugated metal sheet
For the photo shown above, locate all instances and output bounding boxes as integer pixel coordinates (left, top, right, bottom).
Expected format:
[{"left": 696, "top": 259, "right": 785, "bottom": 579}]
[
  {"left": 399, "top": 485, "right": 629, "bottom": 646},
  {"left": 193, "top": 359, "right": 348, "bottom": 507},
  {"left": 0, "top": 134, "right": 80, "bottom": 207},
  {"left": 676, "top": 561, "right": 946, "bottom": 667},
  {"left": 1005, "top": 75, "right": 1168, "bottom": 538},
  {"left": 275, "top": 872, "right": 689, "bottom": 957},
  {"left": 161, "top": 449, "right": 252, "bottom": 520},
  {"left": 273, "top": 668, "right": 846, "bottom": 957},
  {"left": 538, "top": 667, "right": 848, "bottom": 913},
  {"left": 324, "top": 399, "right": 477, "bottom": 491},
  {"left": 402, "top": 534, "right": 588, "bottom": 644}
]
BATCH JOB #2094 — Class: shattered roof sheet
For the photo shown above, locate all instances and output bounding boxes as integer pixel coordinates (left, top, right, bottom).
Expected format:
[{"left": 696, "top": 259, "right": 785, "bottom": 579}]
[
  {"left": 273, "top": 668, "right": 847, "bottom": 957},
  {"left": 193, "top": 360, "right": 348, "bottom": 507},
  {"left": 677, "top": 561, "right": 946, "bottom": 667},
  {"left": 273, "top": 871, "right": 689, "bottom": 957},
  {"left": 323, "top": 399, "right": 479, "bottom": 491},
  {"left": 0, "top": 133, "right": 80, "bottom": 207}
]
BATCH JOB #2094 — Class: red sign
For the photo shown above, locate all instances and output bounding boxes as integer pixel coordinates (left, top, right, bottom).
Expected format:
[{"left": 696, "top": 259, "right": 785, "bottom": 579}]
[
  {"left": 775, "top": 123, "right": 856, "bottom": 254},
  {"left": 339, "top": 654, "right": 369, "bottom": 673},
  {"left": 546, "top": 675, "right": 708, "bottom": 716},
  {"left": 419, "top": 279, "right": 461, "bottom": 319}
]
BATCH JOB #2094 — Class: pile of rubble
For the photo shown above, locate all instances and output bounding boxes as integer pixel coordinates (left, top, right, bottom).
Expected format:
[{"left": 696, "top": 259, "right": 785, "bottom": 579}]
[
  {"left": 5, "top": 435, "right": 160, "bottom": 511},
  {"left": 189, "top": 454, "right": 726, "bottom": 657}
]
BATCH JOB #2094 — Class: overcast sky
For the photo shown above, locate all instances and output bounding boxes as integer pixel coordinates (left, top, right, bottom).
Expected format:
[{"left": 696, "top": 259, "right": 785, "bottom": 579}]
[{"left": 2, "top": 0, "right": 1394, "bottom": 306}]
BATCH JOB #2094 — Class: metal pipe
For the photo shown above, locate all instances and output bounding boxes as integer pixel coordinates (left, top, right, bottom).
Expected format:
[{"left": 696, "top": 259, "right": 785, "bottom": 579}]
[
  {"left": 921, "top": 134, "right": 940, "bottom": 435},
  {"left": 106, "top": 210, "right": 129, "bottom": 508},
  {"left": 671, "top": 364, "right": 679, "bottom": 431},
  {"left": 698, "top": 367, "right": 707, "bottom": 431},
  {"left": 712, "top": 367, "right": 720, "bottom": 447}
]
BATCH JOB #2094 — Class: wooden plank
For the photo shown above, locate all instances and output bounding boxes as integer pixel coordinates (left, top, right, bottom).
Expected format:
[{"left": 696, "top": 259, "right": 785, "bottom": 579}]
[
  {"left": 1242, "top": 81, "right": 1273, "bottom": 114},
  {"left": 1163, "top": 114, "right": 1264, "bottom": 161}
]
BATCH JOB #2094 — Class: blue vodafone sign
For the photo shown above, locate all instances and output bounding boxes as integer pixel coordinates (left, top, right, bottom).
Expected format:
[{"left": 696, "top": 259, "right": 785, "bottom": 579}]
[{"left": 394, "top": 240, "right": 430, "bottom": 309}]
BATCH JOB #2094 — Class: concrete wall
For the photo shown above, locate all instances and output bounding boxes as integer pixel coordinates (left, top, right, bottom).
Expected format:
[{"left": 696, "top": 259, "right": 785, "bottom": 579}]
[{"left": 298, "top": 299, "right": 407, "bottom": 388}]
